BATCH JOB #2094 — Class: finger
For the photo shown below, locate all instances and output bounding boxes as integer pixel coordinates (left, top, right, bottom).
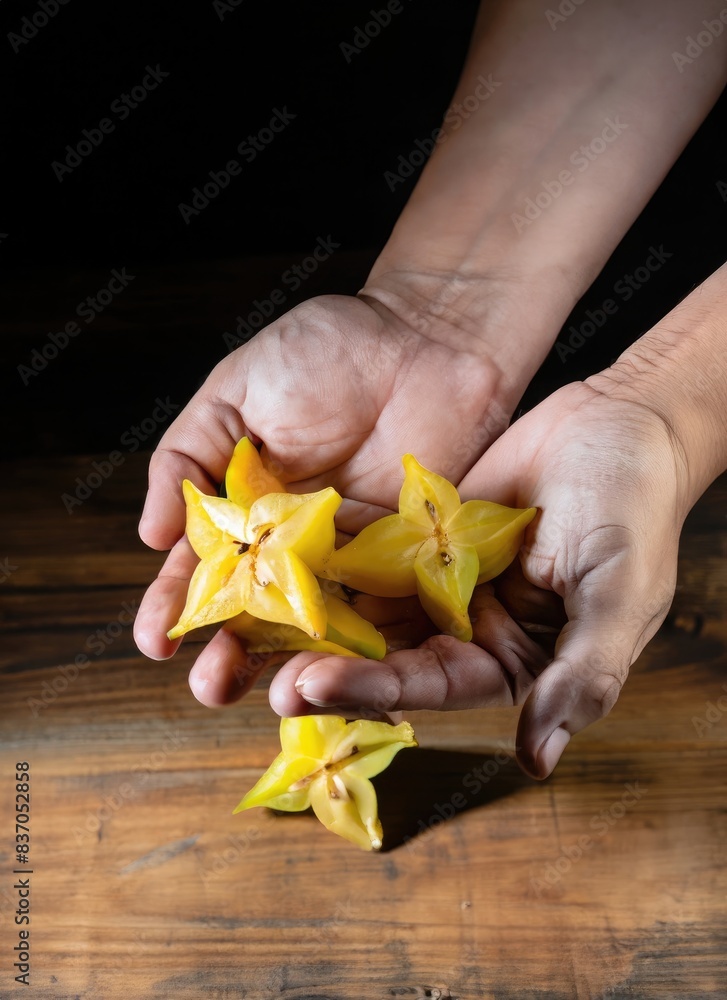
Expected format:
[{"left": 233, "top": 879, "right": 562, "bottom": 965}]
[
  {"left": 333, "top": 497, "right": 397, "bottom": 536},
  {"left": 515, "top": 557, "right": 674, "bottom": 780},
  {"left": 457, "top": 395, "right": 561, "bottom": 508},
  {"left": 515, "top": 621, "right": 626, "bottom": 781},
  {"left": 139, "top": 381, "right": 249, "bottom": 550},
  {"left": 133, "top": 536, "right": 198, "bottom": 659},
  {"left": 493, "top": 560, "right": 567, "bottom": 631},
  {"left": 271, "top": 637, "right": 515, "bottom": 716},
  {"left": 139, "top": 449, "right": 220, "bottom": 551},
  {"left": 342, "top": 593, "right": 426, "bottom": 629},
  {"left": 266, "top": 652, "right": 403, "bottom": 723},
  {"left": 469, "top": 585, "right": 551, "bottom": 702},
  {"left": 342, "top": 592, "right": 437, "bottom": 651},
  {"left": 268, "top": 652, "right": 358, "bottom": 717},
  {"left": 188, "top": 627, "right": 286, "bottom": 707}
]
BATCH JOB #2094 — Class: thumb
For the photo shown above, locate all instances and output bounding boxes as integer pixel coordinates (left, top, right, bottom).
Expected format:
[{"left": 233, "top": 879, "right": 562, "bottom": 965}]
[
  {"left": 138, "top": 366, "right": 249, "bottom": 550},
  {"left": 515, "top": 554, "right": 675, "bottom": 779}
]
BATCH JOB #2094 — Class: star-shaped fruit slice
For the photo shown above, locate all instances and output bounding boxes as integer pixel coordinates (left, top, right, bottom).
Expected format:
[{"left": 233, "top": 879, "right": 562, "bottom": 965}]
[
  {"left": 234, "top": 716, "right": 417, "bottom": 850},
  {"left": 324, "top": 455, "right": 536, "bottom": 641},
  {"left": 167, "top": 481, "right": 341, "bottom": 641},
  {"left": 225, "top": 436, "right": 286, "bottom": 507},
  {"left": 228, "top": 589, "right": 387, "bottom": 660}
]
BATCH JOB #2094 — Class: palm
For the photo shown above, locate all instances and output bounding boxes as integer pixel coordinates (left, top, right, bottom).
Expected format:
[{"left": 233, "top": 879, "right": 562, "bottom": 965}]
[
  {"left": 460, "top": 382, "right": 683, "bottom": 762},
  {"left": 135, "top": 293, "right": 502, "bottom": 676},
  {"left": 270, "top": 381, "right": 686, "bottom": 778},
  {"left": 465, "top": 382, "right": 681, "bottom": 615},
  {"left": 233, "top": 295, "right": 505, "bottom": 524}
]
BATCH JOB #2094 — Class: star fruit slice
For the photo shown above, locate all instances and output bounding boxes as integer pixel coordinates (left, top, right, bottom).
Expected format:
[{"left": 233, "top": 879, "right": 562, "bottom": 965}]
[
  {"left": 234, "top": 716, "right": 418, "bottom": 850},
  {"left": 228, "top": 589, "right": 387, "bottom": 660},
  {"left": 324, "top": 454, "right": 536, "bottom": 641},
  {"left": 167, "top": 481, "right": 340, "bottom": 640},
  {"left": 225, "top": 436, "right": 286, "bottom": 508}
]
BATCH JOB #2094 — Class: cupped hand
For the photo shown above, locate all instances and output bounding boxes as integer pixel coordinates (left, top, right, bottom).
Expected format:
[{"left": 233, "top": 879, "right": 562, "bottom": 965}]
[
  {"left": 134, "top": 292, "right": 509, "bottom": 693},
  {"left": 280, "top": 380, "right": 688, "bottom": 778}
]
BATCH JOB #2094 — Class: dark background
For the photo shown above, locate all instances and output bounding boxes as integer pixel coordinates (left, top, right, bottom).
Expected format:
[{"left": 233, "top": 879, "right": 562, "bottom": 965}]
[{"left": 2, "top": 0, "right": 726, "bottom": 459}]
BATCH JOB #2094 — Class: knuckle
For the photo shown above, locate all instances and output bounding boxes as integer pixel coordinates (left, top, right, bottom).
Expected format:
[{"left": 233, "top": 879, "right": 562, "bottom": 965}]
[
  {"left": 372, "top": 667, "right": 403, "bottom": 713},
  {"left": 416, "top": 638, "right": 462, "bottom": 710},
  {"left": 588, "top": 664, "right": 626, "bottom": 720}
]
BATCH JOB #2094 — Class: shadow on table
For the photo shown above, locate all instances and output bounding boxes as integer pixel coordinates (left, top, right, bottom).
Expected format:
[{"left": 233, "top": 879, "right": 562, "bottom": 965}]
[{"left": 375, "top": 748, "right": 533, "bottom": 852}]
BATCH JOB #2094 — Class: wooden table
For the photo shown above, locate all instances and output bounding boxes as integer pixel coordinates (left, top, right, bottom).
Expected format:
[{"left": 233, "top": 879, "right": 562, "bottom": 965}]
[{"left": 2, "top": 453, "right": 726, "bottom": 999}]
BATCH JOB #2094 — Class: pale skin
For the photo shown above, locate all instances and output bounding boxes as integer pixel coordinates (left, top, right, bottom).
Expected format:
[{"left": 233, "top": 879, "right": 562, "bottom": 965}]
[{"left": 135, "top": 0, "right": 727, "bottom": 778}]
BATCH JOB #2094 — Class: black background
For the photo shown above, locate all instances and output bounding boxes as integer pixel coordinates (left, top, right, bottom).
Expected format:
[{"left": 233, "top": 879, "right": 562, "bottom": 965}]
[{"left": 3, "top": 0, "right": 726, "bottom": 458}]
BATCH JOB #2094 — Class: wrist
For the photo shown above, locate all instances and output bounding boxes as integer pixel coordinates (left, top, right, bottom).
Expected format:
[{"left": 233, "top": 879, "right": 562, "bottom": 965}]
[
  {"left": 359, "top": 258, "right": 577, "bottom": 412},
  {"left": 585, "top": 262, "right": 727, "bottom": 512}
]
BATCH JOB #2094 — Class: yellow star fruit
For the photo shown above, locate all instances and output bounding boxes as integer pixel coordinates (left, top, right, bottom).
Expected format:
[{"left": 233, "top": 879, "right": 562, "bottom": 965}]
[
  {"left": 163, "top": 439, "right": 544, "bottom": 849},
  {"left": 228, "top": 588, "right": 387, "bottom": 660},
  {"left": 324, "top": 454, "right": 536, "bottom": 642},
  {"left": 225, "top": 436, "right": 286, "bottom": 508},
  {"left": 167, "top": 481, "right": 341, "bottom": 641},
  {"left": 234, "top": 716, "right": 417, "bottom": 850}
]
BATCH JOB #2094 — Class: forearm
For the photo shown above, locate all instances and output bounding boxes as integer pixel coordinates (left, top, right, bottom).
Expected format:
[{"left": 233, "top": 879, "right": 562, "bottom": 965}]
[
  {"left": 588, "top": 260, "right": 727, "bottom": 511},
  {"left": 363, "top": 0, "right": 727, "bottom": 378}
]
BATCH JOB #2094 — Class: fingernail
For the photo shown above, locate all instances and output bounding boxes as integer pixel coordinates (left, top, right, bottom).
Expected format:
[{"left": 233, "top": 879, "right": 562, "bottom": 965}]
[
  {"left": 295, "top": 677, "right": 336, "bottom": 708},
  {"left": 537, "top": 726, "right": 571, "bottom": 778},
  {"left": 189, "top": 675, "right": 208, "bottom": 699}
]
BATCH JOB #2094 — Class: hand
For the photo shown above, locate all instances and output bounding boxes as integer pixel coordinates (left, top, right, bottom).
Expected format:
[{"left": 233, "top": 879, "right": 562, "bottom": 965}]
[
  {"left": 279, "top": 380, "right": 687, "bottom": 778},
  {"left": 134, "top": 291, "right": 518, "bottom": 698}
]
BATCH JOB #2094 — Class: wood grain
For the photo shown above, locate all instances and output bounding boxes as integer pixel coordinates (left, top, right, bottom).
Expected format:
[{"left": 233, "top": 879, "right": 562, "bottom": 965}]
[{"left": 1, "top": 455, "right": 726, "bottom": 999}]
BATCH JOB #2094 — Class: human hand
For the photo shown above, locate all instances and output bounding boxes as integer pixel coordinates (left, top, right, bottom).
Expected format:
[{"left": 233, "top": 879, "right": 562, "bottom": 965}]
[
  {"left": 279, "top": 380, "right": 687, "bottom": 778},
  {"left": 134, "top": 290, "right": 522, "bottom": 696}
]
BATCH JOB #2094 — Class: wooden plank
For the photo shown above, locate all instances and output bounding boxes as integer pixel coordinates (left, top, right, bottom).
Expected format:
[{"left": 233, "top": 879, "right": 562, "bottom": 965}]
[{"left": 1, "top": 456, "right": 726, "bottom": 998}]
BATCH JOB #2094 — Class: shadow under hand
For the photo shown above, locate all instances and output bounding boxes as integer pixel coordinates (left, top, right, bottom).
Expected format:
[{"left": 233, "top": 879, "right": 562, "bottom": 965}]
[{"left": 375, "top": 748, "right": 534, "bottom": 852}]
